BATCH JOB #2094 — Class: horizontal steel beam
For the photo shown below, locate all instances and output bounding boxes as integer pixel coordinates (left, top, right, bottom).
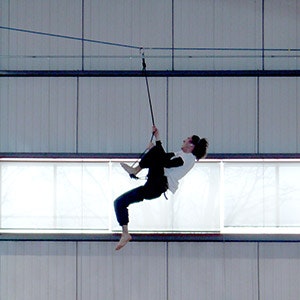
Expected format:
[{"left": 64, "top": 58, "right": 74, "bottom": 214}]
[
  {"left": 1, "top": 69, "right": 300, "bottom": 77},
  {"left": 1, "top": 233, "right": 300, "bottom": 242},
  {"left": 1, "top": 152, "right": 300, "bottom": 159}
]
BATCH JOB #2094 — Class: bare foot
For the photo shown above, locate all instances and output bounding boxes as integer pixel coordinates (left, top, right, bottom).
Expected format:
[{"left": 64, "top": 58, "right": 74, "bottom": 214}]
[
  {"left": 115, "top": 233, "right": 132, "bottom": 250},
  {"left": 121, "top": 163, "right": 136, "bottom": 175}
]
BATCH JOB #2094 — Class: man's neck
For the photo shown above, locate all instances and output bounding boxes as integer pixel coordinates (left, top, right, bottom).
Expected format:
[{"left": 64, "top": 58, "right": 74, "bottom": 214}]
[{"left": 181, "top": 146, "right": 192, "bottom": 154}]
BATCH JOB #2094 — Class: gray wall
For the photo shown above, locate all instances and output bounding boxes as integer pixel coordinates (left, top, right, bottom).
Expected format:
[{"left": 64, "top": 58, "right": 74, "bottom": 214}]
[
  {"left": 1, "top": 241, "right": 300, "bottom": 300},
  {"left": 1, "top": 0, "right": 300, "bottom": 154},
  {"left": 1, "top": 1, "right": 300, "bottom": 299},
  {"left": 1, "top": 0, "right": 299, "bottom": 70},
  {"left": 1, "top": 76, "right": 300, "bottom": 154}
]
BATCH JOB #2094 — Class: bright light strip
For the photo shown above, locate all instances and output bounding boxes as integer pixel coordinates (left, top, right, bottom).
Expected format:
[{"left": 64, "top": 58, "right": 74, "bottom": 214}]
[{"left": 222, "top": 227, "right": 300, "bottom": 235}]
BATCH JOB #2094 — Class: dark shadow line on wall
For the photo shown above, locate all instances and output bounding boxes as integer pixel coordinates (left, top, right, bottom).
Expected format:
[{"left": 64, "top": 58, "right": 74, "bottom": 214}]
[
  {"left": 166, "top": 77, "right": 169, "bottom": 152},
  {"left": 172, "top": 0, "right": 175, "bottom": 71},
  {"left": 81, "top": 0, "right": 85, "bottom": 71},
  {"left": 257, "top": 242, "right": 261, "bottom": 300},
  {"left": 257, "top": 77, "right": 260, "bottom": 154},
  {"left": 76, "top": 241, "right": 79, "bottom": 300},
  {"left": 166, "top": 242, "right": 169, "bottom": 300},
  {"left": 262, "top": 0, "right": 265, "bottom": 70},
  {"left": 76, "top": 77, "right": 79, "bottom": 153}
]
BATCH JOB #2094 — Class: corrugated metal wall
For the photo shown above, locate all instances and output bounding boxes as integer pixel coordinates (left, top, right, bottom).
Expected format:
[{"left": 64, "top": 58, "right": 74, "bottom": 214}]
[
  {"left": 83, "top": 0, "right": 172, "bottom": 70},
  {"left": 174, "top": 0, "right": 262, "bottom": 70},
  {"left": 264, "top": 0, "right": 300, "bottom": 69},
  {"left": 78, "top": 77, "right": 167, "bottom": 153},
  {"left": 2, "top": 0, "right": 298, "bottom": 71},
  {"left": 168, "top": 77, "right": 258, "bottom": 153},
  {"left": 259, "top": 78, "right": 300, "bottom": 153},
  {"left": 1, "top": 0, "right": 300, "bottom": 154},
  {"left": 2, "top": 0, "right": 82, "bottom": 70},
  {"left": 1, "top": 76, "right": 300, "bottom": 154},
  {"left": 0, "top": 242, "right": 77, "bottom": 300},
  {"left": 1, "top": 1, "right": 300, "bottom": 299},
  {"left": 0, "top": 77, "right": 77, "bottom": 152},
  {"left": 2, "top": 241, "right": 300, "bottom": 300}
]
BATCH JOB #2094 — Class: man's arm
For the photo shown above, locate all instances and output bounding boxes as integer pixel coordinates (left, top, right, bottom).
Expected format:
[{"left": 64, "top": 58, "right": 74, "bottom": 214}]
[
  {"left": 152, "top": 125, "right": 184, "bottom": 168},
  {"left": 165, "top": 156, "right": 184, "bottom": 168}
]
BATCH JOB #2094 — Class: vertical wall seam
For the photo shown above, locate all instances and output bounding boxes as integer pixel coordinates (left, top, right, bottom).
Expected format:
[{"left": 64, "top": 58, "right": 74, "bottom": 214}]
[
  {"left": 296, "top": 78, "right": 299, "bottom": 152},
  {"left": 166, "top": 242, "right": 169, "bottom": 300},
  {"left": 257, "top": 77, "right": 260, "bottom": 154},
  {"left": 222, "top": 241, "right": 227, "bottom": 298},
  {"left": 76, "top": 241, "right": 79, "bottom": 300},
  {"left": 257, "top": 242, "right": 260, "bottom": 300},
  {"left": 262, "top": 0, "right": 265, "bottom": 70},
  {"left": 8, "top": 2, "right": 11, "bottom": 70},
  {"left": 48, "top": 78, "right": 51, "bottom": 151},
  {"left": 81, "top": 0, "right": 85, "bottom": 71},
  {"left": 76, "top": 77, "right": 79, "bottom": 153},
  {"left": 171, "top": 0, "right": 174, "bottom": 71},
  {"left": 166, "top": 77, "right": 169, "bottom": 151}
]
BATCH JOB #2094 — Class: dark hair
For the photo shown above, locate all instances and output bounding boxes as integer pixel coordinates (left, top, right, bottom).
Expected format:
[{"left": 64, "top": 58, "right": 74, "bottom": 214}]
[{"left": 191, "top": 135, "right": 209, "bottom": 160}]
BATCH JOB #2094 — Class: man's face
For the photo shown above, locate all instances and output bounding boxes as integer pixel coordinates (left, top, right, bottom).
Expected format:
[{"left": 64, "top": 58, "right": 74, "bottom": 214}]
[{"left": 182, "top": 137, "right": 195, "bottom": 151}]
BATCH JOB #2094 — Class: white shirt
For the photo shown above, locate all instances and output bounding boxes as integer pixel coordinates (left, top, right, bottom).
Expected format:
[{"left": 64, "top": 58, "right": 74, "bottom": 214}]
[{"left": 164, "top": 150, "right": 195, "bottom": 193}]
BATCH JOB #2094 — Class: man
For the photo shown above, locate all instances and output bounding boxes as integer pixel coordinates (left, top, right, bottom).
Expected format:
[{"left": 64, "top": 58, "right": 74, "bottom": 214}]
[{"left": 114, "top": 125, "right": 208, "bottom": 250}]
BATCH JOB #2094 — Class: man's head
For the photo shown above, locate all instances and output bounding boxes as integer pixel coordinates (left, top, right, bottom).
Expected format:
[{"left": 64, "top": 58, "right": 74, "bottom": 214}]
[
  {"left": 182, "top": 135, "right": 208, "bottom": 160},
  {"left": 191, "top": 135, "right": 208, "bottom": 160}
]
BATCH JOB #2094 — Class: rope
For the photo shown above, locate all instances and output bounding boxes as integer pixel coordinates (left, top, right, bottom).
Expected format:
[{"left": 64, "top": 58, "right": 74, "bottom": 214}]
[
  {"left": 0, "top": 25, "right": 140, "bottom": 50},
  {"left": 1, "top": 25, "right": 300, "bottom": 53},
  {"left": 140, "top": 48, "right": 155, "bottom": 142},
  {"left": 129, "top": 49, "right": 156, "bottom": 179}
]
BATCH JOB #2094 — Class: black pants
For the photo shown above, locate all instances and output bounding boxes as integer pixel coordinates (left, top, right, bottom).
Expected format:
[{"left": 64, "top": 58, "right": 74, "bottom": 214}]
[{"left": 114, "top": 144, "right": 168, "bottom": 226}]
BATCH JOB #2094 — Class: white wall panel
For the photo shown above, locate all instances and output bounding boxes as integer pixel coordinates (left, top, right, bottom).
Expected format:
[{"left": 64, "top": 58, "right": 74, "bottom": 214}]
[
  {"left": 260, "top": 243, "right": 300, "bottom": 300},
  {"left": 78, "top": 242, "right": 167, "bottom": 300},
  {"left": 259, "top": 78, "right": 299, "bottom": 153},
  {"left": 4, "top": 0, "right": 82, "bottom": 70},
  {"left": 84, "top": 0, "right": 172, "bottom": 70},
  {"left": 78, "top": 77, "right": 167, "bottom": 153},
  {"left": 264, "top": 0, "right": 300, "bottom": 69},
  {"left": 0, "top": 241, "right": 76, "bottom": 300},
  {"left": 174, "top": 0, "right": 262, "bottom": 70},
  {"left": 168, "top": 77, "right": 257, "bottom": 153},
  {"left": 0, "top": 77, "right": 77, "bottom": 152}
]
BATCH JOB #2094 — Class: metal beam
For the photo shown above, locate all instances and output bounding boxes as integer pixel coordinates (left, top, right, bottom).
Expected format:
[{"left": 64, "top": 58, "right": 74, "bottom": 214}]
[{"left": 1, "top": 69, "right": 300, "bottom": 77}]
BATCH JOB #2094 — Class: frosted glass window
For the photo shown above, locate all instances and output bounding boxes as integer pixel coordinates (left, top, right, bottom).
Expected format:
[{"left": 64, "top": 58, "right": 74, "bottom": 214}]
[
  {"left": 54, "top": 163, "right": 111, "bottom": 229},
  {"left": 223, "top": 162, "right": 277, "bottom": 227},
  {"left": 223, "top": 161, "right": 300, "bottom": 229},
  {"left": 277, "top": 165, "right": 300, "bottom": 226},
  {"left": 1, "top": 159, "right": 300, "bottom": 234},
  {"left": 1, "top": 163, "right": 55, "bottom": 228},
  {"left": 169, "top": 162, "right": 220, "bottom": 231},
  {"left": 0, "top": 161, "right": 111, "bottom": 230},
  {"left": 110, "top": 162, "right": 220, "bottom": 232}
]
